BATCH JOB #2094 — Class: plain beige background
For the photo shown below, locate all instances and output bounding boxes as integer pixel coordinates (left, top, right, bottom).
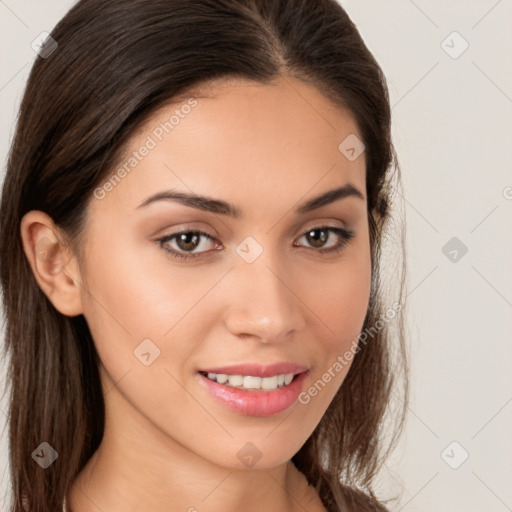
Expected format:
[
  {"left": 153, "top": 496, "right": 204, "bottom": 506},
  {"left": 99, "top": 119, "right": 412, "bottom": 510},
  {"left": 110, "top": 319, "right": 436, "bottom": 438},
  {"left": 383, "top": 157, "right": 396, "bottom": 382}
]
[{"left": 1, "top": 1, "right": 511, "bottom": 511}]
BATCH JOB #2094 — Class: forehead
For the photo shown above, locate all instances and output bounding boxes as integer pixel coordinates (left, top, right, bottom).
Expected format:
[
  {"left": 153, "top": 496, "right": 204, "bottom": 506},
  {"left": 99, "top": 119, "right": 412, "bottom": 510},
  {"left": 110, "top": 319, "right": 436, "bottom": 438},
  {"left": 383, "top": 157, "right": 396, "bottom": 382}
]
[{"left": 89, "top": 76, "right": 366, "bottom": 219}]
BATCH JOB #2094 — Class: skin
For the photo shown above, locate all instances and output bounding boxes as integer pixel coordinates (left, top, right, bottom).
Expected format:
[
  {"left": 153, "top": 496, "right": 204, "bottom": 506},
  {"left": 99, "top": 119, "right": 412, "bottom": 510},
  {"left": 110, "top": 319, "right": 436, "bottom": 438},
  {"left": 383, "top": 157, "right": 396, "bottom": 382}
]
[{"left": 20, "top": 75, "right": 371, "bottom": 512}]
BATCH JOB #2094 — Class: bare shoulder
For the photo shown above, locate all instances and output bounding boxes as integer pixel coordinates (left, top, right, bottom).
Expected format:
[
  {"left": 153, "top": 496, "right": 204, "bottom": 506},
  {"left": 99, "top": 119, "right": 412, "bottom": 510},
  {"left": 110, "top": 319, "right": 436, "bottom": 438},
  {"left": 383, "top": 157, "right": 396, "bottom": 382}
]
[
  {"left": 336, "top": 485, "right": 391, "bottom": 512},
  {"left": 306, "top": 483, "right": 390, "bottom": 512},
  {"left": 292, "top": 464, "right": 390, "bottom": 512}
]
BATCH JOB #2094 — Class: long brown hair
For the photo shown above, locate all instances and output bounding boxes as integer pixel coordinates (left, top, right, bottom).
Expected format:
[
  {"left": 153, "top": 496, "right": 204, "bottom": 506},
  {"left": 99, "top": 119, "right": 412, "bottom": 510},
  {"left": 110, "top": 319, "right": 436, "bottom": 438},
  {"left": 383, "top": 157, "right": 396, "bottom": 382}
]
[{"left": 0, "top": 1, "right": 408, "bottom": 511}]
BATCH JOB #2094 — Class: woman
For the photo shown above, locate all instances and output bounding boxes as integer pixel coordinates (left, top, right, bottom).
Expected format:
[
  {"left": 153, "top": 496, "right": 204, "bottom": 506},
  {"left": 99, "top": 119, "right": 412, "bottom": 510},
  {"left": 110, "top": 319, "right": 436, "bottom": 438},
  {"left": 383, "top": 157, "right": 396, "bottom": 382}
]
[{"left": 0, "top": 0, "right": 408, "bottom": 511}]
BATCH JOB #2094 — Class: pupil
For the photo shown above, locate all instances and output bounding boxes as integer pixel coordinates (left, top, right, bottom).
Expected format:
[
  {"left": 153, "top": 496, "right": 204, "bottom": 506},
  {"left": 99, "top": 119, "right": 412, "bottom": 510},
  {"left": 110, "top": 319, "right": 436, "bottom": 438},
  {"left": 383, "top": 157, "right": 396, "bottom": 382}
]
[
  {"left": 308, "top": 229, "right": 327, "bottom": 248},
  {"left": 178, "top": 233, "right": 199, "bottom": 251}
]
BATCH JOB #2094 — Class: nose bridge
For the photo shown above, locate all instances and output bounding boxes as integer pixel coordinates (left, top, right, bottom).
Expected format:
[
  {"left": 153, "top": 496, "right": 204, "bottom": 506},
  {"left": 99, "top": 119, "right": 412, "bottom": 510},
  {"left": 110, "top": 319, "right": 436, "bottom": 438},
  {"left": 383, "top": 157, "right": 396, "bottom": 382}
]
[{"left": 224, "top": 246, "right": 305, "bottom": 342}]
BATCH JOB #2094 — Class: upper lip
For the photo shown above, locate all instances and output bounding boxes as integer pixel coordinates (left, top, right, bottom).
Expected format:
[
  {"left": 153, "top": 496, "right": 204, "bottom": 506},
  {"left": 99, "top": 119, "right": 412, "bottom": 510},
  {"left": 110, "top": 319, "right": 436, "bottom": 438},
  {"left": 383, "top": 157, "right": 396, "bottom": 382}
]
[{"left": 198, "top": 362, "right": 309, "bottom": 378}]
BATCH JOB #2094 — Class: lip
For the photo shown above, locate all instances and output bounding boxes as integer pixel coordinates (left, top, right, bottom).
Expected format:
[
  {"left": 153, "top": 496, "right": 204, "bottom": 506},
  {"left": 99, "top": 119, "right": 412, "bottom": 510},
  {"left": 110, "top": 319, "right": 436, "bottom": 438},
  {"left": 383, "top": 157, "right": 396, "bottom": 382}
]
[
  {"left": 198, "top": 362, "right": 309, "bottom": 378},
  {"left": 197, "top": 368, "right": 309, "bottom": 417}
]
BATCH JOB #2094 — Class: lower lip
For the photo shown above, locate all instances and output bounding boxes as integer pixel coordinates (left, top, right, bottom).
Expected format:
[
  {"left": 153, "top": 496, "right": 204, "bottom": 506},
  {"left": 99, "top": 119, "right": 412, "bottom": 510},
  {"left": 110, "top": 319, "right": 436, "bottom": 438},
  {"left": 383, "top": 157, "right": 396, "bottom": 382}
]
[{"left": 197, "top": 371, "right": 309, "bottom": 417}]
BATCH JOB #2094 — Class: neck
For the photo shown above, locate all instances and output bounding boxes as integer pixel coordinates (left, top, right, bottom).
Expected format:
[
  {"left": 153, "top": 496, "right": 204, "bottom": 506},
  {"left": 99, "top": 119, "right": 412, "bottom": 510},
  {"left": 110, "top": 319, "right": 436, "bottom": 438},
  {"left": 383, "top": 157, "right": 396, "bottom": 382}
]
[{"left": 67, "top": 379, "right": 315, "bottom": 512}]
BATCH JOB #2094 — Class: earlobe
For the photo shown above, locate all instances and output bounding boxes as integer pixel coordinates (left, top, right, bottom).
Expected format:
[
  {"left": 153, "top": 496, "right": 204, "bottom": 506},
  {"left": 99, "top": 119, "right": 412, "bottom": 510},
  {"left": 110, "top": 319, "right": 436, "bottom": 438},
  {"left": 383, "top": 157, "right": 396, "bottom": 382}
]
[{"left": 20, "top": 210, "right": 85, "bottom": 317}]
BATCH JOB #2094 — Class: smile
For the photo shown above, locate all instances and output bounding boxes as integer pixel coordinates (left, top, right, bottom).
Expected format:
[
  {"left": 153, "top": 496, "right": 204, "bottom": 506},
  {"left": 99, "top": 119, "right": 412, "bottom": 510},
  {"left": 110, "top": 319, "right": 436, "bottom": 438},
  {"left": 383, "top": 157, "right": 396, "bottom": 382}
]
[
  {"left": 197, "top": 369, "right": 309, "bottom": 416},
  {"left": 199, "top": 371, "right": 296, "bottom": 391}
]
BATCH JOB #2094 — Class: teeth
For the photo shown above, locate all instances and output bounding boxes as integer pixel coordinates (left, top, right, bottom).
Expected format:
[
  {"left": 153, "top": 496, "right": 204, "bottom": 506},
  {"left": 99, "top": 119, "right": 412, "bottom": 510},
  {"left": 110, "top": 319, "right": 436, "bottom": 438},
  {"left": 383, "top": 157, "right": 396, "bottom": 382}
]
[
  {"left": 261, "top": 375, "right": 277, "bottom": 390},
  {"left": 204, "top": 372, "right": 296, "bottom": 390},
  {"left": 243, "top": 376, "right": 261, "bottom": 389},
  {"left": 228, "top": 374, "right": 243, "bottom": 387}
]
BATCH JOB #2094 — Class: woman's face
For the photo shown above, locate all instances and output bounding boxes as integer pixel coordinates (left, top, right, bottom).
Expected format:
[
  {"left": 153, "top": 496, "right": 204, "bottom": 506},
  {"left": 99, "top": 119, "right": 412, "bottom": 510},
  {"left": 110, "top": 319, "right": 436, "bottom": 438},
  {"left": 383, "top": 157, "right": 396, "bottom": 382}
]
[{"left": 77, "top": 76, "right": 371, "bottom": 469}]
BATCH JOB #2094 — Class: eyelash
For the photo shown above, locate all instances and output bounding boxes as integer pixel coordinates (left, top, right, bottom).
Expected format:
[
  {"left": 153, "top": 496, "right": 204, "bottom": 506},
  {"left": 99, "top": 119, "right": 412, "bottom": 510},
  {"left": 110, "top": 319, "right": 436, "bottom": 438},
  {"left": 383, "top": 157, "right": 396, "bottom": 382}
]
[{"left": 156, "top": 225, "right": 355, "bottom": 262}]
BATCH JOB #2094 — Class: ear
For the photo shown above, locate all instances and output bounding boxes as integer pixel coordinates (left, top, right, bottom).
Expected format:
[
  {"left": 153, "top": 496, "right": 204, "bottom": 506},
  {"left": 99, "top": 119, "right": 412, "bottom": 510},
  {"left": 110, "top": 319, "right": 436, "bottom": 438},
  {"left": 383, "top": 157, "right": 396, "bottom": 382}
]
[{"left": 20, "top": 210, "right": 84, "bottom": 317}]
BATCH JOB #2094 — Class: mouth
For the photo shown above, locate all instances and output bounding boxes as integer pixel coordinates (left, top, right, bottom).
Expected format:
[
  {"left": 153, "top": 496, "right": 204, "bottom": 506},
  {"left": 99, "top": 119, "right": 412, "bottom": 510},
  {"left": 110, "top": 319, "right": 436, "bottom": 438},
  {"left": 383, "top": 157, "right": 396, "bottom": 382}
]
[
  {"left": 198, "top": 370, "right": 302, "bottom": 392},
  {"left": 196, "top": 366, "right": 310, "bottom": 417}
]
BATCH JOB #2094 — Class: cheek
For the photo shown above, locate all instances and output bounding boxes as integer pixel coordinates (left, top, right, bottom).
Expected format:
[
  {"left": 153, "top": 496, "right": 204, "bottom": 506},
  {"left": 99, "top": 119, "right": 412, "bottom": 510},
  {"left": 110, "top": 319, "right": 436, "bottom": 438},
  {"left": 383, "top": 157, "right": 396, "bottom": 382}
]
[
  {"left": 294, "top": 241, "right": 371, "bottom": 398},
  {"left": 302, "top": 244, "right": 372, "bottom": 346},
  {"left": 313, "top": 263, "right": 370, "bottom": 333},
  {"left": 78, "top": 232, "right": 227, "bottom": 378}
]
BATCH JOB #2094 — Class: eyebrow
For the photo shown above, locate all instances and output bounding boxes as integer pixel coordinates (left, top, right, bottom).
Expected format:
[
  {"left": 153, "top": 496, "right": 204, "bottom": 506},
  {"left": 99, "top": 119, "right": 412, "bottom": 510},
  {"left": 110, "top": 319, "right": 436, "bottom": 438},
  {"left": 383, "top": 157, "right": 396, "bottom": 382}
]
[{"left": 136, "top": 183, "right": 365, "bottom": 218}]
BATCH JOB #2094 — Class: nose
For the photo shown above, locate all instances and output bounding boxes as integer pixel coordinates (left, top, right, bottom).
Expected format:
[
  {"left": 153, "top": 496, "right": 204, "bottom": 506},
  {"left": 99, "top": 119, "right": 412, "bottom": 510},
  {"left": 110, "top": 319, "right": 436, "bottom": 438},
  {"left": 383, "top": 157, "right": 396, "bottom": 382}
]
[{"left": 222, "top": 253, "right": 306, "bottom": 344}]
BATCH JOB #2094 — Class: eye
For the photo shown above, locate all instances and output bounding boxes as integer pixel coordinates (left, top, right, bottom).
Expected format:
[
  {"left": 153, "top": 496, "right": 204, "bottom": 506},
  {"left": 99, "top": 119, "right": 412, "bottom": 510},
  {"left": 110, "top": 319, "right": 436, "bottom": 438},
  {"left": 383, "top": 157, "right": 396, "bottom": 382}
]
[
  {"left": 156, "top": 230, "right": 220, "bottom": 261},
  {"left": 293, "top": 226, "right": 355, "bottom": 254},
  {"left": 155, "top": 225, "right": 355, "bottom": 262}
]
